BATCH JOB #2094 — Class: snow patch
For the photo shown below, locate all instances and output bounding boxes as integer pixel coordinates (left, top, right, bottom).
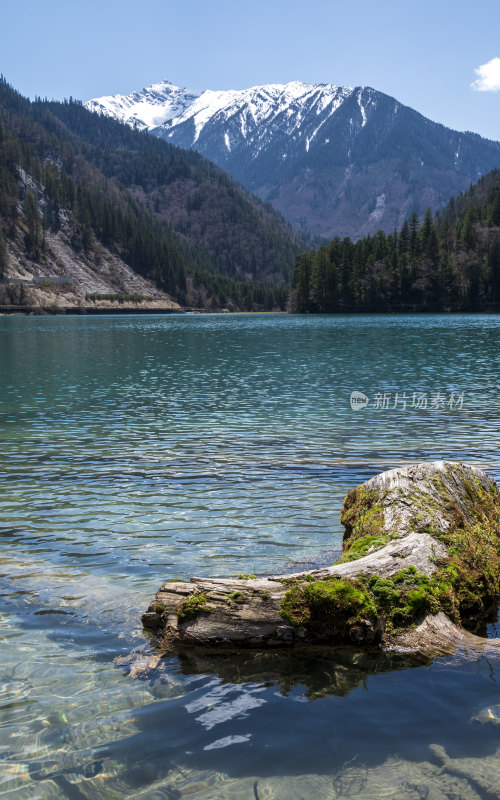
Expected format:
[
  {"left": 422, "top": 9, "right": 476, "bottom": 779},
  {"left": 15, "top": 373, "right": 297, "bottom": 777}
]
[
  {"left": 368, "top": 193, "right": 386, "bottom": 224},
  {"left": 357, "top": 90, "right": 367, "bottom": 127}
]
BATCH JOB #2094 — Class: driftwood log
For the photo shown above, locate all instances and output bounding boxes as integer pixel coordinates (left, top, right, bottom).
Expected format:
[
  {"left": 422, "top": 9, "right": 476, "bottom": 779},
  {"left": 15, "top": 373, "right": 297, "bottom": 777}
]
[{"left": 143, "top": 461, "right": 500, "bottom": 657}]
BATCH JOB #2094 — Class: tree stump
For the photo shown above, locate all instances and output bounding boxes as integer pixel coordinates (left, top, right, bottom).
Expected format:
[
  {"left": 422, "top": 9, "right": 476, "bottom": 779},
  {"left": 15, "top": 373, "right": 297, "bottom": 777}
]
[{"left": 143, "top": 461, "right": 500, "bottom": 657}]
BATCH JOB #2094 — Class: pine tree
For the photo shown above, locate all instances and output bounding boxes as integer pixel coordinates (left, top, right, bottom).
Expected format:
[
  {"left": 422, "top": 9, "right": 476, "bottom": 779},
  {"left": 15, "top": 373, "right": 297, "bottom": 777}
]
[
  {"left": 461, "top": 207, "right": 476, "bottom": 250},
  {"left": 420, "top": 207, "right": 438, "bottom": 260},
  {"left": 310, "top": 247, "right": 329, "bottom": 311},
  {"left": 291, "top": 253, "right": 313, "bottom": 312},
  {"left": 488, "top": 238, "right": 500, "bottom": 304},
  {"left": 409, "top": 212, "right": 420, "bottom": 256},
  {"left": 398, "top": 220, "right": 409, "bottom": 254},
  {"left": 489, "top": 190, "right": 500, "bottom": 227}
]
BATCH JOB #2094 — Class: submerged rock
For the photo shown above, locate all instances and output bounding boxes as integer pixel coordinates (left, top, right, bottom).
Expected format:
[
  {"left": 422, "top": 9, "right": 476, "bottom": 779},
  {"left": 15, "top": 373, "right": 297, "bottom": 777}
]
[
  {"left": 143, "top": 461, "right": 500, "bottom": 656},
  {"left": 429, "top": 743, "right": 500, "bottom": 798},
  {"left": 123, "top": 753, "right": 491, "bottom": 800}
]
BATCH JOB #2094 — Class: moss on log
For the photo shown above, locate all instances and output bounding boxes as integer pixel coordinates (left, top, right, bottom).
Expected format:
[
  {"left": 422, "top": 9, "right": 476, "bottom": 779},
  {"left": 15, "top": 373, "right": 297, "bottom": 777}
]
[{"left": 142, "top": 461, "right": 500, "bottom": 657}]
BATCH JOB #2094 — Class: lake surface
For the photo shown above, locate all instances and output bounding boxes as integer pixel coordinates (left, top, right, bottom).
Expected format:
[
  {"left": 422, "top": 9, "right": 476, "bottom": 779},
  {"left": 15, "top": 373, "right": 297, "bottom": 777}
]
[{"left": 1, "top": 313, "right": 500, "bottom": 799}]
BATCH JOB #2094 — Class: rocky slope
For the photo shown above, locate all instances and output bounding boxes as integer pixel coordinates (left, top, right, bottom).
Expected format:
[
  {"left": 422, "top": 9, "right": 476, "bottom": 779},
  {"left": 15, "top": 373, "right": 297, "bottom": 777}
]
[{"left": 1, "top": 227, "right": 179, "bottom": 312}]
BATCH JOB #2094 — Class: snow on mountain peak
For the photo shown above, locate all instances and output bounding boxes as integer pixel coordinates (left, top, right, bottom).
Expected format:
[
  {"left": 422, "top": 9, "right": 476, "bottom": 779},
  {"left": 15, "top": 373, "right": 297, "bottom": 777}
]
[
  {"left": 85, "top": 79, "right": 357, "bottom": 146},
  {"left": 85, "top": 80, "right": 203, "bottom": 131}
]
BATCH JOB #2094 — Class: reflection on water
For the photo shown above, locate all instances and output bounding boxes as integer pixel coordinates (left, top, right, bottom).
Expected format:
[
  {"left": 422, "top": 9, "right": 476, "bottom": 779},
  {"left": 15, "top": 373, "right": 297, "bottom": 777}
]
[
  {"left": 170, "top": 645, "right": 429, "bottom": 700},
  {"left": 1, "top": 313, "right": 500, "bottom": 797}
]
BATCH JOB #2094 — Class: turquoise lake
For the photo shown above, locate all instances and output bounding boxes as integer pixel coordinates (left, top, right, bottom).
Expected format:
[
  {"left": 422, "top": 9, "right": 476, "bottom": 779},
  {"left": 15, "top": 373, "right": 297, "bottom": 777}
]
[{"left": 1, "top": 312, "right": 500, "bottom": 798}]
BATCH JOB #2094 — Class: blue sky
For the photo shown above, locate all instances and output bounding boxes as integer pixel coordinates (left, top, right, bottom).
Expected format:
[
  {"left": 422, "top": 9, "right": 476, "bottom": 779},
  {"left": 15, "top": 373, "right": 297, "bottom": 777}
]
[{"left": 2, "top": 0, "right": 500, "bottom": 140}]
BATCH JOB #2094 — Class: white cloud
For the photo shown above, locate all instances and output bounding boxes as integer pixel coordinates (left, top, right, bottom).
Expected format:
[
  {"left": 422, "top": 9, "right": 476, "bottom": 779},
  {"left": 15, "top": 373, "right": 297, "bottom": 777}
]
[{"left": 471, "top": 57, "right": 500, "bottom": 92}]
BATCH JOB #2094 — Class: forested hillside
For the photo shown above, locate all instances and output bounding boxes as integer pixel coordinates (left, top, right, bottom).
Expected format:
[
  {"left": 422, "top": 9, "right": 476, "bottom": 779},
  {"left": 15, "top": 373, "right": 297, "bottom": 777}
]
[
  {"left": 0, "top": 78, "right": 300, "bottom": 310},
  {"left": 291, "top": 170, "right": 500, "bottom": 312}
]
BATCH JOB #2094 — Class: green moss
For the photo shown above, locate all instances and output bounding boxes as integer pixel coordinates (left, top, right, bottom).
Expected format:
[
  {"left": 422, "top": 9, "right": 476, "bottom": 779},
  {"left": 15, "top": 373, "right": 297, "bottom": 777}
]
[
  {"left": 237, "top": 574, "right": 256, "bottom": 580},
  {"left": 281, "top": 577, "right": 377, "bottom": 639},
  {"left": 279, "top": 555, "right": 488, "bottom": 641},
  {"left": 339, "top": 533, "right": 397, "bottom": 563},
  {"left": 339, "top": 487, "right": 391, "bottom": 563},
  {"left": 340, "top": 487, "right": 387, "bottom": 543},
  {"left": 364, "top": 568, "right": 440, "bottom": 627},
  {"left": 226, "top": 591, "right": 246, "bottom": 605},
  {"left": 339, "top": 472, "right": 500, "bottom": 634},
  {"left": 177, "top": 592, "right": 212, "bottom": 623},
  {"left": 427, "top": 478, "right": 500, "bottom": 621}
]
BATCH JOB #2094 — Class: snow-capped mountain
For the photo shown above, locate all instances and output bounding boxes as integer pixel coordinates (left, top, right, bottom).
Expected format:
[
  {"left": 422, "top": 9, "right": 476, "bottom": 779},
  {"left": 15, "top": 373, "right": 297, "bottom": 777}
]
[
  {"left": 85, "top": 81, "right": 203, "bottom": 131},
  {"left": 86, "top": 80, "right": 500, "bottom": 239},
  {"left": 86, "top": 80, "right": 354, "bottom": 137}
]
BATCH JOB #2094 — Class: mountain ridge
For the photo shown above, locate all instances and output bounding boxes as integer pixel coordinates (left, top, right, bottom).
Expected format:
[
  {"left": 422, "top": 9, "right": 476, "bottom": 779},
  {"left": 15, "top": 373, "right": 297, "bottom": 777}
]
[{"left": 86, "top": 79, "right": 500, "bottom": 240}]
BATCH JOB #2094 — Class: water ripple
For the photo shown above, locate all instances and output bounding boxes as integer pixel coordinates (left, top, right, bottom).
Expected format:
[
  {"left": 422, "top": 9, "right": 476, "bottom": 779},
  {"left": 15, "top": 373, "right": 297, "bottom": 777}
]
[{"left": 1, "top": 313, "right": 500, "bottom": 797}]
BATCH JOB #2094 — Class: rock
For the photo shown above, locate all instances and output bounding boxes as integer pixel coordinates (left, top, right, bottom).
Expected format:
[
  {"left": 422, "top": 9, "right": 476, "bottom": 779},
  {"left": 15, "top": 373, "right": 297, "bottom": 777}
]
[
  {"left": 429, "top": 743, "right": 500, "bottom": 797},
  {"left": 128, "top": 756, "right": 487, "bottom": 800},
  {"left": 143, "top": 461, "right": 500, "bottom": 656}
]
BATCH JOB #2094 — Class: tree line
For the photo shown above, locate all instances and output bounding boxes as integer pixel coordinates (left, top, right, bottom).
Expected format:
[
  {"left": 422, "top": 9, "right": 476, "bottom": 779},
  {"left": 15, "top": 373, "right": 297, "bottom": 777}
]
[{"left": 291, "top": 170, "right": 500, "bottom": 312}]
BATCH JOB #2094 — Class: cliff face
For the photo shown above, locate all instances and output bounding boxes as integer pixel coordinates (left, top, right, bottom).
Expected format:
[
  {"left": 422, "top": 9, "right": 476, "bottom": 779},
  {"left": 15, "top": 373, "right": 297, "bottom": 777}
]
[{"left": 143, "top": 461, "right": 500, "bottom": 657}]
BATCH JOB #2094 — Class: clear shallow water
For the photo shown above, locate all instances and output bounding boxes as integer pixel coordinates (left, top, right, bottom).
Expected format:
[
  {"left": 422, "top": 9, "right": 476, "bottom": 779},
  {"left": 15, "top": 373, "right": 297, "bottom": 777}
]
[{"left": 1, "top": 312, "right": 500, "bottom": 798}]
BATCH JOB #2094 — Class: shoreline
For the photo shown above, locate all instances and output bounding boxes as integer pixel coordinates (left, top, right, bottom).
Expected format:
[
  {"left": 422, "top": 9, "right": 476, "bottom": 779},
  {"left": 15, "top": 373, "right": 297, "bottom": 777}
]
[
  {"left": 0, "top": 305, "right": 289, "bottom": 315},
  {"left": 2, "top": 305, "right": 500, "bottom": 317},
  {"left": 0, "top": 305, "right": 208, "bottom": 315}
]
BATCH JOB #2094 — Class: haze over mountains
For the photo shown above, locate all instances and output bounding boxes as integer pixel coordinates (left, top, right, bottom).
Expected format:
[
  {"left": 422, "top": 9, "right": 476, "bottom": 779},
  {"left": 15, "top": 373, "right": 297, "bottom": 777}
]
[{"left": 87, "top": 80, "right": 500, "bottom": 240}]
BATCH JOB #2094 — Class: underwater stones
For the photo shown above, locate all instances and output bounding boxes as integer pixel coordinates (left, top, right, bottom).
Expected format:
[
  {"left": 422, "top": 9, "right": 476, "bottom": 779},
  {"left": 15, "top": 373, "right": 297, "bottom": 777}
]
[
  {"left": 139, "top": 756, "right": 490, "bottom": 800},
  {"left": 429, "top": 744, "right": 500, "bottom": 798},
  {"left": 143, "top": 461, "right": 500, "bottom": 656}
]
